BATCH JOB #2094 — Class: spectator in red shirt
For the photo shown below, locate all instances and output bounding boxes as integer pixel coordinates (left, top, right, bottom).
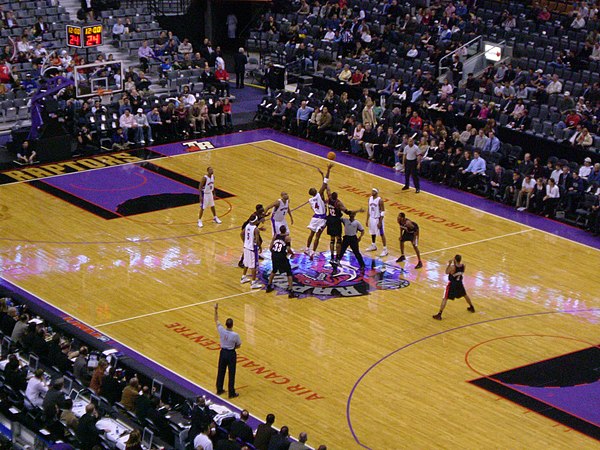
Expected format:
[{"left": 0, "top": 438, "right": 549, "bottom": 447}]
[
  {"left": 214, "top": 67, "right": 230, "bottom": 96},
  {"left": 0, "top": 59, "right": 11, "bottom": 84},
  {"left": 408, "top": 111, "right": 423, "bottom": 131},
  {"left": 564, "top": 111, "right": 581, "bottom": 129},
  {"left": 349, "top": 68, "right": 364, "bottom": 86}
]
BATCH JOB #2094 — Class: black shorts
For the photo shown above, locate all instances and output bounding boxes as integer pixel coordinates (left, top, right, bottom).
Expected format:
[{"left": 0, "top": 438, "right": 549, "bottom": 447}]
[
  {"left": 326, "top": 216, "right": 342, "bottom": 237},
  {"left": 272, "top": 255, "right": 292, "bottom": 276},
  {"left": 401, "top": 231, "right": 415, "bottom": 243},
  {"left": 445, "top": 281, "right": 466, "bottom": 299}
]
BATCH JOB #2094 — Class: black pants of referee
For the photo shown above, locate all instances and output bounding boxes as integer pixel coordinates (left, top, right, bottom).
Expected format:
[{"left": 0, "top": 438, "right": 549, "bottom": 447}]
[
  {"left": 338, "top": 235, "right": 365, "bottom": 268},
  {"left": 404, "top": 159, "right": 420, "bottom": 190},
  {"left": 216, "top": 348, "right": 237, "bottom": 395}
]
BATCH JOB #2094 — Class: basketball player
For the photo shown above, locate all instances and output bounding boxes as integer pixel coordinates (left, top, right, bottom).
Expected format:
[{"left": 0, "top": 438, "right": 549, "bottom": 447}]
[
  {"left": 365, "top": 188, "right": 388, "bottom": 256},
  {"left": 265, "top": 193, "right": 294, "bottom": 236},
  {"left": 240, "top": 215, "right": 264, "bottom": 289},
  {"left": 265, "top": 225, "right": 296, "bottom": 298},
  {"left": 325, "top": 184, "right": 363, "bottom": 265},
  {"left": 238, "top": 205, "right": 267, "bottom": 268},
  {"left": 305, "top": 163, "right": 333, "bottom": 258},
  {"left": 433, "top": 254, "right": 475, "bottom": 320},
  {"left": 198, "top": 166, "right": 222, "bottom": 227},
  {"left": 396, "top": 212, "right": 423, "bottom": 268}
]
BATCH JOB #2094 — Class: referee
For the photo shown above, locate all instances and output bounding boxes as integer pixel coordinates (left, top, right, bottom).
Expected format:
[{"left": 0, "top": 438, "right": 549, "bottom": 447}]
[
  {"left": 402, "top": 137, "right": 422, "bottom": 193},
  {"left": 214, "top": 303, "right": 241, "bottom": 398},
  {"left": 336, "top": 211, "right": 365, "bottom": 269}
]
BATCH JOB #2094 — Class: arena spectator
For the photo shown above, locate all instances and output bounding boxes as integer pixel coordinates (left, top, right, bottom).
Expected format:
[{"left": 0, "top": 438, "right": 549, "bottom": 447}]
[
  {"left": 134, "top": 108, "right": 152, "bottom": 144},
  {"left": 17, "top": 140, "right": 36, "bottom": 165},
  {"left": 119, "top": 109, "right": 137, "bottom": 142},
  {"left": 178, "top": 38, "right": 193, "bottom": 55},
  {"left": 25, "top": 369, "right": 47, "bottom": 408},
  {"left": 137, "top": 41, "right": 155, "bottom": 72}
]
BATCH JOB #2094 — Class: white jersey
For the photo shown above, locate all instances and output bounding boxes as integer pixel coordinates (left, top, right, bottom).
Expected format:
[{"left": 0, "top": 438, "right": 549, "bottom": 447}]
[
  {"left": 309, "top": 193, "right": 326, "bottom": 217},
  {"left": 202, "top": 174, "right": 215, "bottom": 195},
  {"left": 243, "top": 223, "right": 257, "bottom": 250},
  {"left": 272, "top": 199, "right": 289, "bottom": 222},
  {"left": 369, "top": 196, "right": 383, "bottom": 219}
]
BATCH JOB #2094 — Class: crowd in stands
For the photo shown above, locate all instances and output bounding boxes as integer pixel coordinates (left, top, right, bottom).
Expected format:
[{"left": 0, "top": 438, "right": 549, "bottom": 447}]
[
  {"left": 248, "top": 0, "right": 600, "bottom": 154},
  {"left": 0, "top": 0, "right": 244, "bottom": 161},
  {"left": 253, "top": 0, "right": 600, "bottom": 235},
  {"left": 0, "top": 293, "right": 328, "bottom": 450}
]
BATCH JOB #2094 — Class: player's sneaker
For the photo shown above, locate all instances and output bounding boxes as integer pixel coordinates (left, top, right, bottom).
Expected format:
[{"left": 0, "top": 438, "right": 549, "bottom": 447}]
[
  {"left": 365, "top": 244, "right": 377, "bottom": 251},
  {"left": 467, "top": 306, "right": 475, "bottom": 313},
  {"left": 379, "top": 247, "right": 388, "bottom": 257},
  {"left": 288, "top": 290, "right": 296, "bottom": 298},
  {"left": 213, "top": 216, "right": 222, "bottom": 224},
  {"left": 265, "top": 285, "right": 274, "bottom": 293},
  {"left": 197, "top": 219, "right": 203, "bottom": 228},
  {"left": 432, "top": 313, "right": 442, "bottom": 320},
  {"left": 415, "top": 261, "right": 423, "bottom": 269},
  {"left": 240, "top": 276, "right": 250, "bottom": 284},
  {"left": 251, "top": 281, "right": 264, "bottom": 289},
  {"left": 396, "top": 255, "right": 406, "bottom": 263}
]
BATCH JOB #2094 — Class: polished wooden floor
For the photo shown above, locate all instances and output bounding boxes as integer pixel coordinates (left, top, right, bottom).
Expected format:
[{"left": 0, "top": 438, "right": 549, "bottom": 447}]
[{"left": 1, "top": 140, "right": 599, "bottom": 449}]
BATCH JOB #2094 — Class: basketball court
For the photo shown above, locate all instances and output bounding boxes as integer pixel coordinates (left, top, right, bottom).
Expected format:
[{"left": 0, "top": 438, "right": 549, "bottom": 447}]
[{"left": 0, "top": 129, "right": 599, "bottom": 449}]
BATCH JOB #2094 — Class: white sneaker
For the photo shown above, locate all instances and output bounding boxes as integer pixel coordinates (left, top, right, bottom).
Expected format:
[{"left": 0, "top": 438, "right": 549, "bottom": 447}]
[
  {"left": 251, "top": 281, "right": 264, "bottom": 289},
  {"left": 140, "top": 140, "right": 145, "bottom": 145},
  {"left": 379, "top": 247, "right": 388, "bottom": 257},
  {"left": 517, "top": 207, "right": 526, "bottom": 212},
  {"left": 213, "top": 216, "right": 222, "bottom": 224},
  {"left": 365, "top": 244, "right": 377, "bottom": 252},
  {"left": 240, "top": 276, "right": 250, "bottom": 284},
  {"left": 197, "top": 219, "right": 203, "bottom": 227},
  {"left": 394, "top": 162, "right": 401, "bottom": 171}
]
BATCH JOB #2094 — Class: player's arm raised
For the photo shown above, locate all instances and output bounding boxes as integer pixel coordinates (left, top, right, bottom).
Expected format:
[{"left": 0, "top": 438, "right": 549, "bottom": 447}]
[
  {"left": 263, "top": 199, "right": 279, "bottom": 215},
  {"left": 445, "top": 259, "right": 455, "bottom": 275},
  {"left": 319, "top": 163, "right": 333, "bottom": 196}
]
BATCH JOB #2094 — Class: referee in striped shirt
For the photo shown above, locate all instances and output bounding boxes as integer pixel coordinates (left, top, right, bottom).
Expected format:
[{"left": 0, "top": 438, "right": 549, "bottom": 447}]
[{"left": 336, "top": 211, "right": 365, "bottom": 269}]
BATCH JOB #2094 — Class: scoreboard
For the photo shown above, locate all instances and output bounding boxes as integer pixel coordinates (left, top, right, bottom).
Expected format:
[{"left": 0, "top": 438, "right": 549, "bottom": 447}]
[{"left": 66, "top": 24, "right": 103, "bottom": 48}]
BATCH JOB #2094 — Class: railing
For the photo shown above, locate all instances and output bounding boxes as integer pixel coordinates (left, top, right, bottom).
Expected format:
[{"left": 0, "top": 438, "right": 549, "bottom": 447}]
[
  {"left": 438, "top": 35, "right": 483, "bottom": 76},
  {"left": 121, "top": 0, "right": 192, "bottom": 16}
]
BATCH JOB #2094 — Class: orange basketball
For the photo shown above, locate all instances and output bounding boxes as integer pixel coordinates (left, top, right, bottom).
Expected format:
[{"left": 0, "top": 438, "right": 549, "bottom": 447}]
[{"left": 327, "top": 151, "right": 336, "bottom": 161}]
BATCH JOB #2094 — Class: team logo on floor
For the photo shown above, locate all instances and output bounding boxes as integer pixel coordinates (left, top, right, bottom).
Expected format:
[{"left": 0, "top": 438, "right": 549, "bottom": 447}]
[{"left": 260, "top": 252, "right": 410, "bottom": 300}]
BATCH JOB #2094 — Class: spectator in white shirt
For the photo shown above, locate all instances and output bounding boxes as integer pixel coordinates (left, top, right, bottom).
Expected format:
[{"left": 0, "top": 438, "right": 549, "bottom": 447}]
[
  {"left": 178, "top": 38, "right": 193, "bottom": 55},
  {"left": 516, "top": 175, "right": 536, "bottom": 210},
  {"left": 112, "top": 18, "right": 125, "bottom": 40},
  {"left": 193, "top": 424, "right": 213, "bottom": 450},
  {"left": 571, "top": 13, "right": 586, "bottom": 29},
  {"left": 543, "top": 178, "right": 560, "bottom": 217},
  {"left": 546, "top": 74, "right": 563, "bottom": 95},
  {"left": 323, "top": 28, "right": 336, "bottom": 41},
  {"left": 25, "top": 369, "right": 47, "bottom": 408},
  {"left": 579, "top": 157, "right": 593, "bottom": 180},
  {"left": 119, "top": 109, "right": 137, "bottom": 142},
  {"left": 134, "top": 108, "right": 152, "bottom": 144}
]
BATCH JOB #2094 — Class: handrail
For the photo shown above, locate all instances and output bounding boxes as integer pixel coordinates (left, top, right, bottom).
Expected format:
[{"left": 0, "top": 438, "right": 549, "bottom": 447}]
[{"left": 438, "top": 34, "right": 482, "bottom": 73}]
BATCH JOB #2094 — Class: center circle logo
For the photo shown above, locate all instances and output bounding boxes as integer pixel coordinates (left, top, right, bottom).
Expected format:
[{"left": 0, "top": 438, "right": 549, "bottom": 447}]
[{"left": 259, "top": 252, "right": 410, "bottom": 300}]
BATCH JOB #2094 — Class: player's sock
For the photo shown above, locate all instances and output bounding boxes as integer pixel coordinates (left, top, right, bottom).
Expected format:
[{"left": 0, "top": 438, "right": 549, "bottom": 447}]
[{"left": 432, "top": 313, "right": 442, "bottom": 320}]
